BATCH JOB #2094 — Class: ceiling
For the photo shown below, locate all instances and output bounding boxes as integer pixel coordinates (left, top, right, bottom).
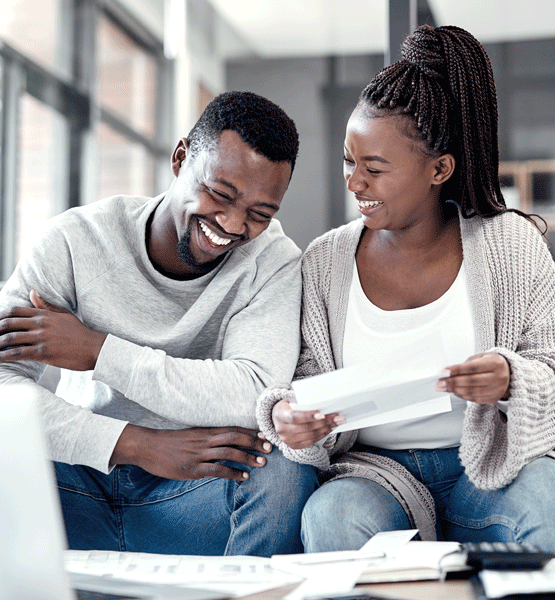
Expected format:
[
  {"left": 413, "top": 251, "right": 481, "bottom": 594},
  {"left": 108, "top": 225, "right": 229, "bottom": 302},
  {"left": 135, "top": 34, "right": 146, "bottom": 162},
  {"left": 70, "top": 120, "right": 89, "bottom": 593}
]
[{"left": 208, "top": 0, "right": 555, "bottom": 58}]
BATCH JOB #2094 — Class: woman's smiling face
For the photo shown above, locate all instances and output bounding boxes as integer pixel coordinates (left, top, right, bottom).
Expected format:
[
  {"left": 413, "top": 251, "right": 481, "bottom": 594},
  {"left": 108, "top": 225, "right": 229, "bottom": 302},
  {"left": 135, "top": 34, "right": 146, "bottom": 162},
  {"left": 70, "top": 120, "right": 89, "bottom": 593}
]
[{"left": 343, "top": 106, "right": 451, "bottom": 232}]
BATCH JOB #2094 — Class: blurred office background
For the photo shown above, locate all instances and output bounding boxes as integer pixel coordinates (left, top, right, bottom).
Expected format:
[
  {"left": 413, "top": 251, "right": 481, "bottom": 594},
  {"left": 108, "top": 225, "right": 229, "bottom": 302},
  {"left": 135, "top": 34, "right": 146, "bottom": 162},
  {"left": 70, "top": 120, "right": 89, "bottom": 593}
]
[{"left": 1, "top": 0, "right": 555, "bottom": 287}]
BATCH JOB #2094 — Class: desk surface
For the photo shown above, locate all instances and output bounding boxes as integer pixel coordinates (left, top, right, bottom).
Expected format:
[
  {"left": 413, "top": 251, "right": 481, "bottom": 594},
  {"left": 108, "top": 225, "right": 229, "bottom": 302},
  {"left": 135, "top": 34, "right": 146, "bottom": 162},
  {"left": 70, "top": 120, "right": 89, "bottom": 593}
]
[{"left": 244, "top": 579, "right": 473, "bottom": 600}]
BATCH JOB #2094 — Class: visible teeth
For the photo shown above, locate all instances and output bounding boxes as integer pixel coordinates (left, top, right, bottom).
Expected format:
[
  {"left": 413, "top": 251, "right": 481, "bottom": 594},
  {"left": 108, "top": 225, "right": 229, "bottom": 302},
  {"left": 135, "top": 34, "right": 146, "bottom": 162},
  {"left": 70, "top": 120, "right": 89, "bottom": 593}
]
[
  {"left": 199, "top": 221, "right": 231, "bottom": 246},
  {"left": 358, "top": 200, "right": 383, "bottom": 208}
]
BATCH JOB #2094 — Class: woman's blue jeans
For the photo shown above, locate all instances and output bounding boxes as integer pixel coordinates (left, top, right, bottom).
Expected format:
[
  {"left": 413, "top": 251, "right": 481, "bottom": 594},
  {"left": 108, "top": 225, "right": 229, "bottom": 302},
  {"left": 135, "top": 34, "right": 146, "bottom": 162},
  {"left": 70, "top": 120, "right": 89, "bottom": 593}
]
[
  {"left": 54, "top": 447, "right": 318, "bottom": 557},
  {"left": 302, "top": 446, "right": 555, "bottom": 553}
]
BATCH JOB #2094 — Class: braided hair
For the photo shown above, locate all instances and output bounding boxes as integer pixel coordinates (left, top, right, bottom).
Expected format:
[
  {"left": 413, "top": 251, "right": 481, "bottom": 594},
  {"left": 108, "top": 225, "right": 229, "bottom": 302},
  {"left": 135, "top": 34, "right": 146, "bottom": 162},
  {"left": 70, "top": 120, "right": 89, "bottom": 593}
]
[{"left": 359, "top": 25, "right": 529, "bottom": 222}]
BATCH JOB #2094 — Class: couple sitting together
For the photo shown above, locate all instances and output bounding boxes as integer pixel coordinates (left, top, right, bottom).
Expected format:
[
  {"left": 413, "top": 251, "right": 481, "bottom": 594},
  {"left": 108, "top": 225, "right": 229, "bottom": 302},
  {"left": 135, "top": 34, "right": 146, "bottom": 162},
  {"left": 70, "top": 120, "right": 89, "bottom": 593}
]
[{"left": 1, "top": 24, "right": 555, "bottom": 557}]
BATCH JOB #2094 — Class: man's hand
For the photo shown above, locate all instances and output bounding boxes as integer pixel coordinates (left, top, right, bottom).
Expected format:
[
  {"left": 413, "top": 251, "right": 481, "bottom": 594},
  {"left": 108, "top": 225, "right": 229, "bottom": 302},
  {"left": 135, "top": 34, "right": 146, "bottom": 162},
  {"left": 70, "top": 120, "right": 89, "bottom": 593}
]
[
  {"left": 112, "top": 424, "right": 274, "bottom": 481},
  {"left": 272, "top": 399, "right": 345, "bottom": 449},
  {"left": 436, "top": 352, "right": 511, "bottom": 405},
  {"left": 0, "top": 290, "right": 106, "bottom": 370}
]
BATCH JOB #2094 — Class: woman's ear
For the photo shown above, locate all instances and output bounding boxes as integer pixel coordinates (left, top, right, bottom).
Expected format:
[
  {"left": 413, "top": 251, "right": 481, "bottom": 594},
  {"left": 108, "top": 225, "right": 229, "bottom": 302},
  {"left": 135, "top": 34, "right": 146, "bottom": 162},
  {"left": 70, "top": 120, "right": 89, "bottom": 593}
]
[
  {"left": 432, "top": 153, "right": 456, "bottom": 185},
  {"left": 171, "top": 138, "right": 189, "bottom": 177}
]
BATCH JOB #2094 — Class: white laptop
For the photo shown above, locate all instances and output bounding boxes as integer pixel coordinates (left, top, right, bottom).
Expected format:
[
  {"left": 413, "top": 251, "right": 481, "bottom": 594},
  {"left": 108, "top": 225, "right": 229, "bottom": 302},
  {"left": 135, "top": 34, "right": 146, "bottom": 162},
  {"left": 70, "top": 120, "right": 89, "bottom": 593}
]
[{"left": 0, "top": 384, "right": 227, "bottom": 600}]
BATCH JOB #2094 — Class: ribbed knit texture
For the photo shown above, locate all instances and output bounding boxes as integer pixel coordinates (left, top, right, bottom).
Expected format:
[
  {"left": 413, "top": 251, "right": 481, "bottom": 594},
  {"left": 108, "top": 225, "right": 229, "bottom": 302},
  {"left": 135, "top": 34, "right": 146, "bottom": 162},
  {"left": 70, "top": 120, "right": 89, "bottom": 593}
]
[
  {"left": 257, "top": 210, "right": 555, "bottom": 504},
  {"left": 323, "top": 452, "right": 437, "bottom": 542}
]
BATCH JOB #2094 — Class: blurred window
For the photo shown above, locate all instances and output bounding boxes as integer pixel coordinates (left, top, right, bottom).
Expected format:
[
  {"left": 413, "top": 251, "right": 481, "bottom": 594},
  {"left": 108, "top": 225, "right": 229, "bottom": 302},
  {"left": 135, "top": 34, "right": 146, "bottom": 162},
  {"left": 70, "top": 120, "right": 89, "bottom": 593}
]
[
  {"left": 98, "top": 14, "right": 159, "bottom": 140},
  {"left": 17, "top": 93, "right": 69, "bottom": 259},
  {"left": 98, "top": 122, "right": 156, "bottom": 199},
  {"left": 0, "top": 1, "right": 171, "bottom": 282},
  {"left": 0, "top": 0, "right": 72, "bottom": 80}
]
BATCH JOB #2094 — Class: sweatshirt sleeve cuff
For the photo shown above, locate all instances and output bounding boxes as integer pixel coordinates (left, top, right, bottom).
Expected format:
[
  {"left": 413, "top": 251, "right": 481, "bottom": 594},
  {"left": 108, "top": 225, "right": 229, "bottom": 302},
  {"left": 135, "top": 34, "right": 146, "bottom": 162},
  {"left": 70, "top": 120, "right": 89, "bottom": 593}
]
[
  {"left": 68, "top": 414, "right": 129, "bottom": 474},
  {"left": 93, "top": 334, "right": 140, "bottom": 394}
]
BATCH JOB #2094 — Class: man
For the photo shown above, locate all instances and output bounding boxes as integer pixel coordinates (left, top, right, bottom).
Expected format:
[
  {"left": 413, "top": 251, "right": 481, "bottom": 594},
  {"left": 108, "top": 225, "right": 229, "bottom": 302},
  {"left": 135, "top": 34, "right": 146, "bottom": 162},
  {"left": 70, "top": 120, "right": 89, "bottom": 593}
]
[{"left": 0, "top": 91, "right": 318, "bottom": 556}]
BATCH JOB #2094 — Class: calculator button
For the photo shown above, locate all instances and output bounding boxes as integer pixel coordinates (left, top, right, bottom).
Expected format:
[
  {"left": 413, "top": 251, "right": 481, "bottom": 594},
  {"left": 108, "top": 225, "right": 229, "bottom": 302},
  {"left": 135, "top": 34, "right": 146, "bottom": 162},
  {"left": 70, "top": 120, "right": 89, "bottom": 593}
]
[
  {"left": 481, "top": 543, "right": 495, "bottom": 551},
  {"left": 507, "top": 543, "right": 522, "bottom": 551},
  {"left": 492, "top": 543, "right": 508, "bottom": 551}
]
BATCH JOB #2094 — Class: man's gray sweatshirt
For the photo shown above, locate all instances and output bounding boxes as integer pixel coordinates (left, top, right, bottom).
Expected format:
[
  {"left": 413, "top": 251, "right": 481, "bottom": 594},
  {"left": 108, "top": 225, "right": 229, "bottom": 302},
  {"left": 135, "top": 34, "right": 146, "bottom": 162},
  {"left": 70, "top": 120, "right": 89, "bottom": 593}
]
[{"left": 0, "top": 195, "right": 302, "bottom": 473}]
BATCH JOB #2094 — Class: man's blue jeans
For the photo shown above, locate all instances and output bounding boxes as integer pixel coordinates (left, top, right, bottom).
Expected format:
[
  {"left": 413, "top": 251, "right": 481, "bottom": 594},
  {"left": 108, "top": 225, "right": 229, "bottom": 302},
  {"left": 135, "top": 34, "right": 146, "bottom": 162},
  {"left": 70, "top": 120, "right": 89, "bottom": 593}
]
[
  {"left": 54, "top": 448, "right": 318, "bottom": 557},
  {"left": 301, "top": 446, "right": 555, "bottom": 553}
]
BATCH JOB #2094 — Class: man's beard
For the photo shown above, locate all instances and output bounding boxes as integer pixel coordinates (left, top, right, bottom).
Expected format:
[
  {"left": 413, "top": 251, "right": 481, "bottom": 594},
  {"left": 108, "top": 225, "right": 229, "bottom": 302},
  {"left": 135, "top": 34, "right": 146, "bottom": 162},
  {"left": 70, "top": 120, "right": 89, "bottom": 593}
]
[{"left": 177, "top": 220, "right": 227, "bottom": 275}]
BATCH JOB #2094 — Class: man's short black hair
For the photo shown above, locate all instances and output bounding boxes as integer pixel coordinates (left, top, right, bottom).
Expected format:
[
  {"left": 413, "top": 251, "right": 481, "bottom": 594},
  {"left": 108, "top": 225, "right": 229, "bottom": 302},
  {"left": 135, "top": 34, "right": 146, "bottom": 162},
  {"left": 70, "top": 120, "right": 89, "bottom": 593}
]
[{"left": 187, "top": 91, "right": 299, "bottom": 173}]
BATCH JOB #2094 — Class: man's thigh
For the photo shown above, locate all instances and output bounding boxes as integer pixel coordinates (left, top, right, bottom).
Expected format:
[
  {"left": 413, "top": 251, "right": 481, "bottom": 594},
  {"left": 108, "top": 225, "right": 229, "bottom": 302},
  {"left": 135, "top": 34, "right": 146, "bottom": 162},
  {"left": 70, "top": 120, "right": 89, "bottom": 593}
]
[
  {"left": 121, "top": 476, "right": 235, "bottom": 555},
  {"left": 54, "top": 462, "right": 236, "bottom": 554},
  {"left": 443, "top": 456, "right": 555, "bottom": 551},
  {"left": 55, "top": 461, "right": 119, "bottom": 550},
  {"left": 219, "top": 447, "right": 317, "bottom": 555}
]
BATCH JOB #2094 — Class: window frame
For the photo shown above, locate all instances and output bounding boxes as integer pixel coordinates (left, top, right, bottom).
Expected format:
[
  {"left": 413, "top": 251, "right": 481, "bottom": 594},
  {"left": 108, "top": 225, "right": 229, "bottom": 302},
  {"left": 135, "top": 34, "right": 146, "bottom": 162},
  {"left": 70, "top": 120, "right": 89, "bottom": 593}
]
[{"left": 0, "top": 0, "right": 173, "bottom": 283}]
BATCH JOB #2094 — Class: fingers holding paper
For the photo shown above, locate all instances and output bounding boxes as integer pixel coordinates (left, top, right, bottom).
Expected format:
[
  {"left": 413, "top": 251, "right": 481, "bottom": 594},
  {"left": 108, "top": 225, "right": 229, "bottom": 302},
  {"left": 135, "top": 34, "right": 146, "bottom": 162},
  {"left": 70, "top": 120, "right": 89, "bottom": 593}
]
[
  {"left": 436, "top": 352, "right": 511, "bottom": 405},
  {"left": 272, "top": 399, "right": 346, "bottom": 449}
]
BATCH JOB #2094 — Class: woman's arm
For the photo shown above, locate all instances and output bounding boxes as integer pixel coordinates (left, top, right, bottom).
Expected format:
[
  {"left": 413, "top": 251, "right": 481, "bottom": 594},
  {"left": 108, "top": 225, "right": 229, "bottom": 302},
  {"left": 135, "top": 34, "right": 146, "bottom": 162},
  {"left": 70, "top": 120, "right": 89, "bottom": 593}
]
[{"left": 460, "top": 224, "right": 555, "bottom": 490}]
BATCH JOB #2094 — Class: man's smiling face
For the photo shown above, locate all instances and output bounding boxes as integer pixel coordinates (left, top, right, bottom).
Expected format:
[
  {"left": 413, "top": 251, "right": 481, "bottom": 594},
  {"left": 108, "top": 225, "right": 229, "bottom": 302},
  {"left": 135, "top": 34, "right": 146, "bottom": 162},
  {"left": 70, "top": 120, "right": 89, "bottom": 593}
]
[{"left": 167, "top": 129, "right": 292, "bottom": 276}]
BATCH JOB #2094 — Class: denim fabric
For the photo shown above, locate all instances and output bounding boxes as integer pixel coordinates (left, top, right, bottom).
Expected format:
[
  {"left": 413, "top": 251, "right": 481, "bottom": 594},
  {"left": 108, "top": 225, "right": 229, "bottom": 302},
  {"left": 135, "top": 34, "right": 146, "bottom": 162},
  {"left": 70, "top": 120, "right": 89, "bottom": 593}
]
[
  {"left": 302, "top": 446, "right": 555, "bottom": 553},
  {"left": 55, "top": 447, "right": 318, "bottom": 557}
]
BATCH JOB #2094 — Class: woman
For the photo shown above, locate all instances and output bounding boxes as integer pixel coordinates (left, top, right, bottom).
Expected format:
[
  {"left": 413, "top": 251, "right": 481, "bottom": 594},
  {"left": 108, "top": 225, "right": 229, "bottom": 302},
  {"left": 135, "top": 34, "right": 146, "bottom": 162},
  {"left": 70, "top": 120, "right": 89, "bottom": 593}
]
[{"left": 256, "top": 24, "right": 555, "bottom": 552}]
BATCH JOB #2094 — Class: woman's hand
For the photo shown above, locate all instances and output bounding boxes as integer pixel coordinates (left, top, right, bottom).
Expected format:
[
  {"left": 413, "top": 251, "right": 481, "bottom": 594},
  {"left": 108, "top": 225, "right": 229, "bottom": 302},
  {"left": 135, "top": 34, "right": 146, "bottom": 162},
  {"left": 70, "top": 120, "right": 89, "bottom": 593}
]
[
  {"left": 436, "top": 352, "right": 511, "bottom": 405},
  {"left": 272, "top": 399, "right": 345, "bottom": 449}
]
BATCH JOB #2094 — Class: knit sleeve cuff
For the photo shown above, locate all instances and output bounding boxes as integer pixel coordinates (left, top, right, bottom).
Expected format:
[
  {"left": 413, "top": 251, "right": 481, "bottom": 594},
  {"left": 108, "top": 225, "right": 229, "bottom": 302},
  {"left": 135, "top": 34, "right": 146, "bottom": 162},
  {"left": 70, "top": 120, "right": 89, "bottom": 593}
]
[
  {"left": 460, "top": 346, "right": 555, "bottom": 489},
  {"left": 256, "top": 385, "right": 330, "bottom": 470}
]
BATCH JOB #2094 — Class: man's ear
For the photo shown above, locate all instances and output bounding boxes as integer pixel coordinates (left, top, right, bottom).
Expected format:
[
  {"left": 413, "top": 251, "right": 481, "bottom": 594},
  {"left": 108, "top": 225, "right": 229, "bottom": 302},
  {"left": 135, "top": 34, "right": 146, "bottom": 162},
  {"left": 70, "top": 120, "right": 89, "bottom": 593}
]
[
  {"left": 171, "top": 138, "right": 189, "bottom": 177},
  {"left": 432, "top": 153, "right": 455, "bottom": 185}
]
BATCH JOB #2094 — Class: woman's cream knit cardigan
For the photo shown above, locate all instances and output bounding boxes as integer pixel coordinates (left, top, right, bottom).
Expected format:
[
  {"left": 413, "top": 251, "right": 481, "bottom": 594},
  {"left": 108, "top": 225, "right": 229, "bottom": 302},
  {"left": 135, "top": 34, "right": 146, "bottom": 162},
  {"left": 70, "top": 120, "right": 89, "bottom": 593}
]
[{"left": 257, "top": 211, "right": 555, "bottom": 540}]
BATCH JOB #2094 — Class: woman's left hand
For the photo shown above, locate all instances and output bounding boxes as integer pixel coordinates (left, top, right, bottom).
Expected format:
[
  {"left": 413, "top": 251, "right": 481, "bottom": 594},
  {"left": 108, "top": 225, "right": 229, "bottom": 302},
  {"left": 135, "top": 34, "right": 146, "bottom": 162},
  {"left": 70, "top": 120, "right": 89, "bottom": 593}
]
[{"left": 436, "top": 352, "right": 511, "bottom": 405}]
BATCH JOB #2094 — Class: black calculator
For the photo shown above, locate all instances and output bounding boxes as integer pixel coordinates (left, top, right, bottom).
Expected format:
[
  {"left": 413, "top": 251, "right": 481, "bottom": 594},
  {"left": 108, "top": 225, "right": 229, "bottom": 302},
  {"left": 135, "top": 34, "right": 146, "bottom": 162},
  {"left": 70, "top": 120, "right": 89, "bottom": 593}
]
[{"left": 462, "top": 541, "right": 555, "bottom": 570}]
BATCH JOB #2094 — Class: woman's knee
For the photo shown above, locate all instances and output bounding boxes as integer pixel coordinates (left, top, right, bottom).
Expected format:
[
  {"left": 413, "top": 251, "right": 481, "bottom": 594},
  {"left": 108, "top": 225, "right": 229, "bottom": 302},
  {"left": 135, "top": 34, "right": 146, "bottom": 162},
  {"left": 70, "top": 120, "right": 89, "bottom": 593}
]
[
  {"left": 301, "top": 477, "right": 410, "bottom": 552},
  {"left": 496, "top": 457, "right": 555, "bottom": 550},
  {"left": 444, "top": 457, "right": 555, "bottom": 551}
]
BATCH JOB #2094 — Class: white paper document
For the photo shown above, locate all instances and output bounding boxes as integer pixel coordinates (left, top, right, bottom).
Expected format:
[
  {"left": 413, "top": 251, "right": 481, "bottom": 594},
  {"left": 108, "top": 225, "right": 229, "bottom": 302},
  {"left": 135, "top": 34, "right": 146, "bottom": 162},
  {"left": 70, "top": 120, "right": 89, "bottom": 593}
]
[
  {"left": 65, "top": 551, "right": 129, "bottom": 577},
  {"left": 479, "top": 562, "right": 555, "bottom": 599},
  {"left": 360, "top": 529, "right": 419, "bottom": 553},
  {"left": 358, "top": 541, "right": 468, "bottom": 583},
  {"left": 280, "top": 561, "right": 372, "bottom": 600},
  {"left": 291, "top": 364, "right": 451, "bottom": 433},
  {"left": 271, "top": 529, "right": 419, "bottom": 598},
  {"left": 65, "top": 551, "right": 301, "bottom": 598}
]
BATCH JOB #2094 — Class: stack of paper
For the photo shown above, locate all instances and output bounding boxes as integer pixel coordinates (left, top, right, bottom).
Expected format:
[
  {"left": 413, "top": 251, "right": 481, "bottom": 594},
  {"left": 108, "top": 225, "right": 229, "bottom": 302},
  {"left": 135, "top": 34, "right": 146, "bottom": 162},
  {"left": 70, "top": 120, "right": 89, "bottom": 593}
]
[
  {"left": 271, "top": 534, "right": 470, "bottom": 585},
  {"left": 478, "top": 563, "right": 555, "bottom": 599},
  {"left": 358, "top": 541, "right": 469, "bottom": 583},
  {"left": 65, "top": 551, "right": 302, "bottom": 598}
]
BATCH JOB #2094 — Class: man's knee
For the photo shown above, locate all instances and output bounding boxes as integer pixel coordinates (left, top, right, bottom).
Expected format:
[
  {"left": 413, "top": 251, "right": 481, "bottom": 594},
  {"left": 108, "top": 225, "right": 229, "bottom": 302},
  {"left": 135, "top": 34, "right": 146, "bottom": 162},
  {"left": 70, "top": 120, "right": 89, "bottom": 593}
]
[{"left": 243, "top": 448, "right": 319, "bottom": 503}]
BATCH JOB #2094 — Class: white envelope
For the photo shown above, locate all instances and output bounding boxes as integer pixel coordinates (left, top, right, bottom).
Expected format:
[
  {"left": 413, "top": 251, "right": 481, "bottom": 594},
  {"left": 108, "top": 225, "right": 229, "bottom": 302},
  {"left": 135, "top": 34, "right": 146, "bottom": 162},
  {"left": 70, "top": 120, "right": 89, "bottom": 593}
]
[{"left": 291, "top": 365, "right": 451, "bottom": 433}]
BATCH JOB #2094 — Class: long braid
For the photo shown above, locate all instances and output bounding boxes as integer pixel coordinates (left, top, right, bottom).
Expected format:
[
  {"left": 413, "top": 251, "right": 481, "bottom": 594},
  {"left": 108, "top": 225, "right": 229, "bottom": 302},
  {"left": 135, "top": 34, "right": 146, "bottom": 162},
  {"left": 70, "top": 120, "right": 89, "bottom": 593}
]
[{"left": 359, "top": 25, "right": 505, "bottom": 218}]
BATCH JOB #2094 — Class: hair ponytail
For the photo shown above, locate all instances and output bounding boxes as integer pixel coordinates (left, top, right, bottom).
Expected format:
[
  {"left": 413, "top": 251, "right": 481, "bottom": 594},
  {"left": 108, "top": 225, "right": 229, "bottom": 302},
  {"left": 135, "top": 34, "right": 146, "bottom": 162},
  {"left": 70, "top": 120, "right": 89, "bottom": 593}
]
[{"left": 359, "top": 25, "right": 529, "bottom": 222}]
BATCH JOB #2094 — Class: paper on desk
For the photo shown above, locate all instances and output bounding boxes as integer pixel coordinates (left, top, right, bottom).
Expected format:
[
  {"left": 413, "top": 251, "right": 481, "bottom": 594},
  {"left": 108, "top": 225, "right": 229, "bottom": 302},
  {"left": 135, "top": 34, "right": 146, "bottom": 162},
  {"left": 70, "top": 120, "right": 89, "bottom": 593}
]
[
  {"left": 272, "top": 530, "right": 418, "bottom": 600},
  {"left": 480, "top": 562, "right": 555, "bottom": 598},
  {"left": 65, "top": 551, "right": 301, "bottom": 598},
  {"left": 360, "top": 529, "right": 419, "bottom": 553},
  {"left": 281, "top": 561, "right": 370, "bottom": 600},
  {"left": 272, "top": 530, "right": 416, "bottom": 572},
  {"left": 357, "top": 541, "right": 468, "bottom": 583},
  {"left": 291, "top": 364, "right": 450, "bottom": 433},
  {"left": 114, "top": 554, "right": 302, "bottom": 597},
  {"left": 65, "top": 550, "right": 129, "bottom": 576}
]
